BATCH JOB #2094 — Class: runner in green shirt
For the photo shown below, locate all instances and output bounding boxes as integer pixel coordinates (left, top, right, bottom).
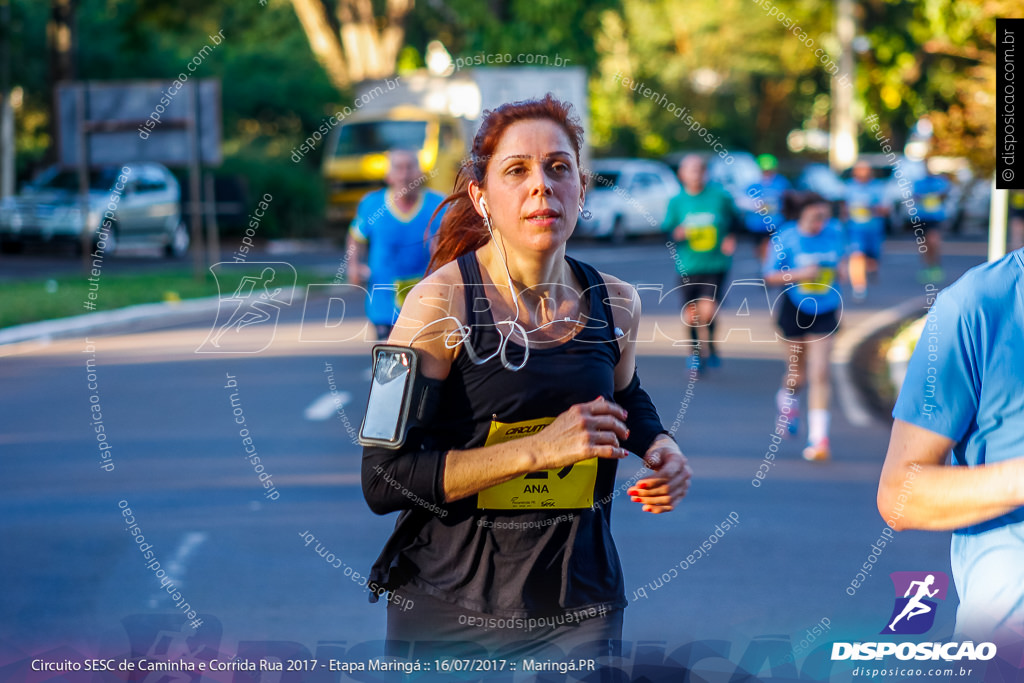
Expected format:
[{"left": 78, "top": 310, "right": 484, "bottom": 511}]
[{"left": 663, "top": 154, "right": 738, "bottom": 372}]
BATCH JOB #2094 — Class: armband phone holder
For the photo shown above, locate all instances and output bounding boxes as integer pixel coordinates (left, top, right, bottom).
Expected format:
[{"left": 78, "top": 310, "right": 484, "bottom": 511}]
[{"left": 358, "top": 344, "right": 441, "bottom": 449}]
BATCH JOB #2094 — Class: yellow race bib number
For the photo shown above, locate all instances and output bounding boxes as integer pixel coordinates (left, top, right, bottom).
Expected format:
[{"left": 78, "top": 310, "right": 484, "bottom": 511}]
[
  {"left": 477, "top": 417, "right": 598, "bottom": 510},
  {"left": 851, "top": 206, "right": 872, "bottom": 222},
  {"left": 799, "top": 267, "right": 835, "bottom": 295},
  {"left": 687, "top": 225, "right": 718, "bottom": 252},
  {"left": 922, "top": 194, "right": 942, "bottom": 212}
]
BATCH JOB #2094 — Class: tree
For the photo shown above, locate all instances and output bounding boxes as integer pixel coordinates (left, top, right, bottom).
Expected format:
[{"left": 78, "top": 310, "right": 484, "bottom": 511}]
[
  {"left": 589, "top": 0, "right": 833, "bottom": 157},
  {"left": 289, "top": 0, "right": 414, "bottom": 91}
]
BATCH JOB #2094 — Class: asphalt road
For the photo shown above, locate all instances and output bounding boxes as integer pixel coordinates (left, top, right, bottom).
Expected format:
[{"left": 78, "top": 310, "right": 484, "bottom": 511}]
[{"left": 0, "top": 236, "right": 999, "bottom": 682}]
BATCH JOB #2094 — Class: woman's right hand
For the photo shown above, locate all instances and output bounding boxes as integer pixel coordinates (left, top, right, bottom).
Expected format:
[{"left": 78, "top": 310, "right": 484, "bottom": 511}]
[{"left": 529, "top": 397, "right": 631, "bottom": 470}]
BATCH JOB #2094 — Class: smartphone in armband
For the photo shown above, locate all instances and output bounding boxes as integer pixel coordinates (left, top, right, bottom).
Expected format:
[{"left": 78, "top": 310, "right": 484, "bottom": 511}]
[{"left": 358, "top": 345, "right": 442, "bottom": 449}]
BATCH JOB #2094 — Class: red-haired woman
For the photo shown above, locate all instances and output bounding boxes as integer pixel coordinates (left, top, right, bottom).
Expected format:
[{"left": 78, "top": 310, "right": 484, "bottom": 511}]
[{"left": 361, "top": 95, "right": 692, "bottom": 659}]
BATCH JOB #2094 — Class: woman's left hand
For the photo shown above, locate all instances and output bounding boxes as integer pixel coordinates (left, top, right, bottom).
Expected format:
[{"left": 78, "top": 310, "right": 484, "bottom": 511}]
[{"left": 628, "top": 436, "right": 692, "bottom": 513}]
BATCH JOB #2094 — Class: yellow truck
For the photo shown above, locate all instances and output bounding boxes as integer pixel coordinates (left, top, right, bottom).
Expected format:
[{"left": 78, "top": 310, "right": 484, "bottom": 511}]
[
  {"left": 322, "top": 106, "right": 465, "bottom": 226},
  {"left": 322, "top": 67, "right": 589, "bottom": 228}
]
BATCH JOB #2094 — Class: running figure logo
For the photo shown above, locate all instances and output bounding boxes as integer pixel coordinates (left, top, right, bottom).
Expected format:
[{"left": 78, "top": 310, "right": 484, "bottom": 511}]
[
  {"left": 882, "top": 571, "right": 949, "bottom": 635},
  {"left": 197, "top": 263, "right": 296, "bottom": 354}
]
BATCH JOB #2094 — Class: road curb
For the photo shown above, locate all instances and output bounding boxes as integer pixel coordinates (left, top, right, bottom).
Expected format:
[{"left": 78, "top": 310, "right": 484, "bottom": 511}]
[
  {"left": 0, "top": 296, "right": 225, "bottom": 346},
  {"left": 832, "top": 297, "right": 928, "bottom": 428}
]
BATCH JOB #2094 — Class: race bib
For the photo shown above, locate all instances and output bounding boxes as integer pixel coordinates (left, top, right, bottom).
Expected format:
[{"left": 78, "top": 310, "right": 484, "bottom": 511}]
[
  {"left": 1012, "top": 193, "right": 1024, "bottom": 210},
  {"left": 922, "top": 194, "right": 942, "bottom": 212},
  {"left": 799, "top": 267, "right": 835, "bottom": 295},
  {"left": 687, "top": 225, "right": 718, "bottom": 252},
  {"left": 477, "top": 417, "right": 598, "bottom": 510},
  {"left": 851, "top": 206, "right": 872, "bottom": 223}
]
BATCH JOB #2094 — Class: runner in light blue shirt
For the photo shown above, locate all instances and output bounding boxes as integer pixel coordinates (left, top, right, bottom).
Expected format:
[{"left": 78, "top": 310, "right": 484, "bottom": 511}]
[
  {"left": 745, "top": 154, "right": 791, "bottom": 264},
  {"left": 763, "top": 192, "right": 847, "bottom": 462},
  {"left": 911, "top": 172, "right": 952, "bottom": 283},
  {"left": 843, "top": 160, "right": 889, "bottom": 301},
  {"left": 766, "top": 218, "right": 845, "bottom": 316},
  {"left": 879, "top": 248, "right": 1024, "bottom": 649}
]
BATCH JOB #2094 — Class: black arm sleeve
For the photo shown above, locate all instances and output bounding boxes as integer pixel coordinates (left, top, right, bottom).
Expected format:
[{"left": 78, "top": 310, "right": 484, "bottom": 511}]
[
  {"left": 361, "top": 431, "right": 449, "bottom": 515},
  {"left": 614, "top": 369, "right": 672, "bottom": 456}
]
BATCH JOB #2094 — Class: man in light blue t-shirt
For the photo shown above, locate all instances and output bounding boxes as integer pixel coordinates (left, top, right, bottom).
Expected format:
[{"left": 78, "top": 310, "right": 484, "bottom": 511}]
[
  {"left": 843, "top": 161, "right": 889, "bottom": 301},
  {"left": 911, "top": 172, "right": 951, "bottom": 284},
  {"left": 878, "top": 248, "right": 1024, "bottom": 647},
  {"left": 346, "top": 150, "right": 445, "bottom": 339}
]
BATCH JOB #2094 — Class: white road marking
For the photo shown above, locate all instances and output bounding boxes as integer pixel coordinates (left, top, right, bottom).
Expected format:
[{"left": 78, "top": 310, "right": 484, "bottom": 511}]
[
  {"left": 304, "top": 391, "right": 351, "bottom": 421},
  {"left": 147, "top": 532, "right": 207, "bottom": 608}
]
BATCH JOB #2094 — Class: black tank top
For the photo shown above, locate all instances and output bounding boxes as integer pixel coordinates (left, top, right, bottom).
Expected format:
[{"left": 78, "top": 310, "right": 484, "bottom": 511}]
[{"left": 369, "top": 251, "right": 626, "bottom": 618}]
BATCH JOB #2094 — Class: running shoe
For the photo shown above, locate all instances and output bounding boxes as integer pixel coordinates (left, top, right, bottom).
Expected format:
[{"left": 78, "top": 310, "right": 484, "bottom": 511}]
[
  {"left": 781, "top": 405, "right": 800, "bottom": 438},
  {"left": 705, "top": 354, "right": 722, "bottom": 369},
  {"left": 802, "top": 438, "right": 831, "bottom": 462},
  {"left": 776, "top": 393, "right": 800, "bottom": 438},
  {"left": 851, "top": 287, "right": 867, "bottom": 303}
]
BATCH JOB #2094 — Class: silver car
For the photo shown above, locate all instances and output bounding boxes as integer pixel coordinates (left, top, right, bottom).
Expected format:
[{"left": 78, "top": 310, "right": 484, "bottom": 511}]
[
  {"left": 0, "top": 162, "right": 188, "bottom": 257},
  {"left": 576, "top": 159, "right": 681, "bottom": 242}
]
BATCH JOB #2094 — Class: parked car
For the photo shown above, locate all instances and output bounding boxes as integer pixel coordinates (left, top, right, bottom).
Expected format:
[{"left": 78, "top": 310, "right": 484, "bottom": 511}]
[
  {"left": 576, "top": 159, "right": 680, "bottom": 241},
  {"left": 946, "top": 168, "right": 992, "bottom": 235},
  {"left": 795, "top": 163, "right": 847, "bottom": 202},
  {"left": 0, "top": 162, "right": 188, "bottom": 257},
  {"left": 708, "top": 152, "right": 762, "bottom": 206}
]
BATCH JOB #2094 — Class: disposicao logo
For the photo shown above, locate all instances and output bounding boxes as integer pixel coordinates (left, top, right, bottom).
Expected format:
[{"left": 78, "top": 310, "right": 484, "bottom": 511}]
[
  {"left": 882, "top": 571, "right": 949, "bottom": 635},
  {"left": 831, "top": 570, "right": 996, "bottom": 663}
]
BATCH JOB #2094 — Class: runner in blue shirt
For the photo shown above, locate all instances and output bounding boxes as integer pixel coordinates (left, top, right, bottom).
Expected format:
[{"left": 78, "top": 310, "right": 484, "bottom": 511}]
[
  {"left": 346, "top": 150, "right": 445, "bottom": 339},
  {"left": 745, "top": 154, "right": 791, "bottom": 264},
  {"left": 843, "top": 161, "right": 889, "bottom": 301},
  {"left": 879, "top": 248, "right": 1024, "bottom": 649},
  {"left": 911, "top": 171, "right": 951, "bottom": 283},
  {"left": 1010, "top": 189, "right": 1024, "bottom": 252},
  {"left": 763, "top": 191, "right": 846, "bottom": 461}
]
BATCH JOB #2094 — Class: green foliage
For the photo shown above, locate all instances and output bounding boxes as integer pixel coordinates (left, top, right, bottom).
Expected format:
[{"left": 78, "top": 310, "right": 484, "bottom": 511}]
[
  {"left": 404, "top": 0, "right": 618, "bottom": 70},
  {"left": 1, "top": 267, "right": 325, "bottom": 328},
  {"left": 217, "top": 147, "right": 326, "bottom": 239},
  {"left": 18, "top": 0, "right": 344, "bottom": 235},
  {"left": 17, "top": 0, "right": 1004, "bottom": 223}
]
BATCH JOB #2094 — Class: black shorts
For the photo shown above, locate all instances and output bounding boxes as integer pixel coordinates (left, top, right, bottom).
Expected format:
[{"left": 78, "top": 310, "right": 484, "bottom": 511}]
[
  {"left": 745, "top": 231, "right": 773, "bottom": 247},
  {"left": 385, "top": 589, "right": 624, "bottom": 660},
  {"left": 775, "top": 294, "right": 840, "bottom": 340},
  {"left": 678, "top": 272, "right": 726, "bottom": 306}
]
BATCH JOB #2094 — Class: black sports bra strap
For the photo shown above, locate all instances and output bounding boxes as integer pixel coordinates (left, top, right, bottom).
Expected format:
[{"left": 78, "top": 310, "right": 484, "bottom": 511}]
[
  {"left": 565, "top": 255, "right": 619, "bottom": 345},
  {"left": 456, "top": 252, "right": 483, "bottom": 327}
]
